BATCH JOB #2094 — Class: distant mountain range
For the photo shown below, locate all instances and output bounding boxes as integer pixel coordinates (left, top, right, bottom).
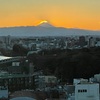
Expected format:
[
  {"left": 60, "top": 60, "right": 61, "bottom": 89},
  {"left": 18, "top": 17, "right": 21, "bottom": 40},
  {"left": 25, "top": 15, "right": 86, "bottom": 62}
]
[{"left": 0, "top": 22, "right": 100, "bottom": 37}]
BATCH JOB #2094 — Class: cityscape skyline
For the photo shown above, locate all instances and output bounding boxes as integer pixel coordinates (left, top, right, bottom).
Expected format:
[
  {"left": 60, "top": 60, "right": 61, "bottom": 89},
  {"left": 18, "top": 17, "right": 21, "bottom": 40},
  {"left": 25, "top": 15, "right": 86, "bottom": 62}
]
[{"left": 0, "top": 0, "right": 100, "bottom": 30}]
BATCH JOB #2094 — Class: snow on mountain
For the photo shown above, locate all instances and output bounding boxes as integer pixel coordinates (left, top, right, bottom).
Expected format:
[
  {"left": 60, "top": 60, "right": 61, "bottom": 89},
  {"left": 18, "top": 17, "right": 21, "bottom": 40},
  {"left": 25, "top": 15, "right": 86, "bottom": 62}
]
[{"left": 37, "top": 21, "right": 54, "bottom": 28}]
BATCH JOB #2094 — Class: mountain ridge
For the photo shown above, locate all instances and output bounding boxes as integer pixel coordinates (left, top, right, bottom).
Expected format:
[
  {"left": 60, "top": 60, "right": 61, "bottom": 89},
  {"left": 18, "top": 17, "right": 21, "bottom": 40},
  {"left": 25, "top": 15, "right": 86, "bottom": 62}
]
[{"left": 0, "top": 25, "right": 100, "bottom": 37}]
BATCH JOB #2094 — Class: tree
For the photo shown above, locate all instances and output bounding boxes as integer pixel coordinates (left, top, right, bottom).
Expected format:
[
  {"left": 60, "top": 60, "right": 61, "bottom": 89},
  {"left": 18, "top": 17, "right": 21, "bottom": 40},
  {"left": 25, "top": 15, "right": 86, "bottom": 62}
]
[{"left": 12, "top": 44, "right": 28, "bottom": 56}]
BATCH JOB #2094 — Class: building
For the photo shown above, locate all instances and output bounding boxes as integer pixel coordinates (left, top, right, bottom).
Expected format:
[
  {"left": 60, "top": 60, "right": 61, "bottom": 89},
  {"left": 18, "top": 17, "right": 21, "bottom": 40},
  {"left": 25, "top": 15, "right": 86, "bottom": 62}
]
[
  {"left": 79, "top": 36, "right": 86, "bottom": 47},
  {"left": 0, "top": 86, "right": 8, "bottom": 100},
  {"left": 96, "top": 41, "right": 100, "bottom": 47},
  {"left": 67, "top": 78, "right": 100, "bottom": 100},
  {"left": 8, "top": 62, "right": 21, "bottom": 74},
  {"left": 0, "top": 73, "right": 35, "bottom": 92},
  {"left": 75, "top": 81, "right": 99, "bottom": 100},
  {"left": 88, "top": 37, "right": 95, "bottom": 47},
  {"left": 35, "top": 76, "right": 57, "bottom": 89},
  {"left": 94, "top": 73, "right": 100, "bottom": 82},
  {"left": 29, "top": 63, "right": 34, "bottom": 75},
  {"left": 73, "top": 79, "right": 88, "bottom": 85}
]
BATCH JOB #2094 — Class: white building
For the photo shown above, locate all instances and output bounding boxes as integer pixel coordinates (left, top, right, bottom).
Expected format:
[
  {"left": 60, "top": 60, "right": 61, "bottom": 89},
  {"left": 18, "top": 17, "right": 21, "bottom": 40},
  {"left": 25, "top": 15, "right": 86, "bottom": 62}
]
[
  {"left": 0, "top": 86, "right": 8, "bottom": 99},
  {"left": 75, "top": 83, "right": 99, "bottom": 100},
  {"left": 94, "top": 73, "right": 100, "bottom": 82}
]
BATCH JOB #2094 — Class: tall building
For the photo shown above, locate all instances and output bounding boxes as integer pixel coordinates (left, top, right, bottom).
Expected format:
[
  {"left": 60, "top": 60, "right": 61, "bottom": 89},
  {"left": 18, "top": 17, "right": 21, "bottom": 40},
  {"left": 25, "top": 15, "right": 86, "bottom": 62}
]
[
  {"left": 79, "top": 36, "right": 86, "bottom": 47},
  {"left": 29, "top": 63, "right": 34, "bottom": 75},
  {"left": 88, "top": 37, "right": 95, "bottom": 47}
]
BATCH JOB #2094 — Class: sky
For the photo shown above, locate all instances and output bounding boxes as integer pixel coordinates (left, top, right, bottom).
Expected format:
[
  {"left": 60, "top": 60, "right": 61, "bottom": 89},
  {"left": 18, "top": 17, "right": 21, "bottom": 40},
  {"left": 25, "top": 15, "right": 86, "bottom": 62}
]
[{"left": 0, "top": 0, "right": 100, "bottom": 30}]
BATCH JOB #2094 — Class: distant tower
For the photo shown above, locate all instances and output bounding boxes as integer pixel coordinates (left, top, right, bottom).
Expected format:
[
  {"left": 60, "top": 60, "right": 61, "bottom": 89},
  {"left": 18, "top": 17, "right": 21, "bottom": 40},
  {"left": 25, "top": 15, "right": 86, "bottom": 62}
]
[
  {"left": 3, "top": 35, "right": 11, "bottom": 49},
  {"left": 4, "top": 36, "right": 7, "bottom": 49},
  {"left": 79, "top": 36, "right": 86, "bottom": 47},
  {"left": 88, "top": 37, "right": 95, "bottom": 47},
  {"left": 29, "top": 63, "right": 34, "bottom": 75},
  {"left": 7, "top": 35, "right": 11, "bottom": 45}
]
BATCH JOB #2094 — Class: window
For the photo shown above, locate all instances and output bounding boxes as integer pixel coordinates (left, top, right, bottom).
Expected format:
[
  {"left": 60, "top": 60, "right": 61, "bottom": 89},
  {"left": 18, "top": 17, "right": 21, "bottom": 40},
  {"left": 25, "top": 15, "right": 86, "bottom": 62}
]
[
  {"left": 78, "top": 89, "right": 87, "bottom": 93},
  {"left": 84, "top": 89, "right": 87, "bottom": 92},
  {"left": 78, "top": 90, "right": 81, "bottom": 92}
]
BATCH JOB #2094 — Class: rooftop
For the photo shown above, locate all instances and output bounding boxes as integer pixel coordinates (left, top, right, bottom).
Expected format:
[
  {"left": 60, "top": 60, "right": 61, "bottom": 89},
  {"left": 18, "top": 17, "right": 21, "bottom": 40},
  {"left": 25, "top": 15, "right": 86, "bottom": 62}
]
[
  {"left": 0, "top": 55, "right": 12, "bottom": 61},
  {"left": 0, "top": 73, "right": 33, "bottom": 79}
]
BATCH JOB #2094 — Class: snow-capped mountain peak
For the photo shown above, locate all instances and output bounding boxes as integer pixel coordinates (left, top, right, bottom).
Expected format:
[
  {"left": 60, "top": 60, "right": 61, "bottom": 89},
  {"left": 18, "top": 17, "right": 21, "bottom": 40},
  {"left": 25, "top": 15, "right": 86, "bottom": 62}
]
[{"left": 37, "top": 20, "right": 54, "bottom": 28}]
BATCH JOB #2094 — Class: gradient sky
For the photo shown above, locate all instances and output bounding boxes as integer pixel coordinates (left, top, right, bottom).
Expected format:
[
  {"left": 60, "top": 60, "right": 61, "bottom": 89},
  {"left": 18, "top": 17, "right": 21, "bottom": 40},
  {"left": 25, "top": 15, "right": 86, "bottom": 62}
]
[{"left": 0, "top": 0, "right": 100, "bottom": 30}]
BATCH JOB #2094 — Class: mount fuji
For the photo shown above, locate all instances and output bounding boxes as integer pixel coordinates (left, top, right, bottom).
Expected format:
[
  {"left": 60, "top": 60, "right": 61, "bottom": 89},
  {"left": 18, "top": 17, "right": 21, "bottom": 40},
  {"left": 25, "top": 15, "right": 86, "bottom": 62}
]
[
  {"left": 37, "top": 21, "right": 54, "bottom": 28},
  {"left": 0, "top": 21, "right": 100, "bottom": 37}
]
